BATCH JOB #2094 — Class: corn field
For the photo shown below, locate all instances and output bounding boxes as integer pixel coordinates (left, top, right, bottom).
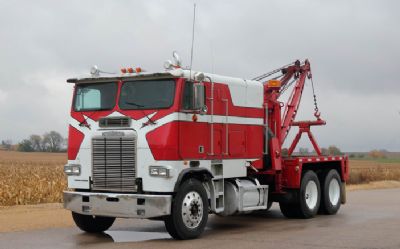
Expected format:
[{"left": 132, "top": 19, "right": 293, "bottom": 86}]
[
  {"left": 1, "top": 151, "right": 400, "bottom": 206},
  {"left": 347, "top": 160, "right": 400, "bottom": 184},
  {"left": 0, "top": 151, "right": 67, "bottom": 206}
]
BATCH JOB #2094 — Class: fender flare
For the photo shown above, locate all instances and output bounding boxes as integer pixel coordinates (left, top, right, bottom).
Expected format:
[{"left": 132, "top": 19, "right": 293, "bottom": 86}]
[{"left": 173, "top": 167, "right": 213, "bottom": 193}]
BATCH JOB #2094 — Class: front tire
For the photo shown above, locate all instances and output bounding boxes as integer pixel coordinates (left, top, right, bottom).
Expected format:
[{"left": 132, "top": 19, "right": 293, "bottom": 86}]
[
  {"left": 72, "top": 212, "right": 115, "bottom": 233},
  {"left": 320, "top": 169, "right": 342, "bottom": 215},
  {"left": 164, "top": 178, "right": 208, "bottom": 240}
]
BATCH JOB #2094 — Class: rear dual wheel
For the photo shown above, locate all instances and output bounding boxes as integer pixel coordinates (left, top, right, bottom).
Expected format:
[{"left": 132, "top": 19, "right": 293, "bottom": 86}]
[
  {"left": 280, "top": 170, "right": 321, "bottom": 218},
  {"left": 280, "top": 169, "right": 343, "bottom": 218},
  {"left": 320, "top": 169, "right": 342, "bottom": 215}
]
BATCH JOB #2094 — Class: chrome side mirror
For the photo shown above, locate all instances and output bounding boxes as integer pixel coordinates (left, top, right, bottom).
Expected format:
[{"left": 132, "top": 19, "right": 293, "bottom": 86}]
[{"left": 193, "top": 83, "right": 205, "bottom": 110}]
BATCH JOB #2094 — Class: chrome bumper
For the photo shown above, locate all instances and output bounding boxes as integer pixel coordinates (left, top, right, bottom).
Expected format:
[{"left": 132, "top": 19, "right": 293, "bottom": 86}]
[{"left": 63, "top": 191, "right": 172, "bottom": 218}]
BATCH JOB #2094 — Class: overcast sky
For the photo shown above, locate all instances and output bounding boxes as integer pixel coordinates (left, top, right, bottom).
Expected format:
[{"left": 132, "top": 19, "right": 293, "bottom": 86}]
[{"left": 0, "top": 0, "right": 399, "bottom": 151}]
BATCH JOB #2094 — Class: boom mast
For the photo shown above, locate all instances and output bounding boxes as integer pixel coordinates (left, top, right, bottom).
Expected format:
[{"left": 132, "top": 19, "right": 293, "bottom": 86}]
[{"left": 256, "top": 60, "right": 325, "bottom": 156}]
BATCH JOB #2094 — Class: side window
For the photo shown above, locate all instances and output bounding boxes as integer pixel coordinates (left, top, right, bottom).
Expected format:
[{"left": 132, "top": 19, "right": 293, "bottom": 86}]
[{"left": 75, "top": 88, "right": 101, "bottom": 111}]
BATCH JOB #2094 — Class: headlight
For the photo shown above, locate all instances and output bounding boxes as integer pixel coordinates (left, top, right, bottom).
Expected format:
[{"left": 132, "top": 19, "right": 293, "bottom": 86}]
[
  {"left": 149, "top": 166, "right": 170, "bottom": 177},
  {"left": 64, "top": 164, "right": 81, "bottom": 176}
]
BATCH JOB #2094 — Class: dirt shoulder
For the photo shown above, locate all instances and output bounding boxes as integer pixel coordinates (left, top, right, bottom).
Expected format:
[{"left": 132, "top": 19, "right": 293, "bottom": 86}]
[
  {"left": 0, "top": 203, "right": 73, "bottom": 233},
  {"left": 1, "top": 181, "right": 400, "bottom": 233},
  {"left": 347, "top": 180, "right": 400, "bottom": 191}
]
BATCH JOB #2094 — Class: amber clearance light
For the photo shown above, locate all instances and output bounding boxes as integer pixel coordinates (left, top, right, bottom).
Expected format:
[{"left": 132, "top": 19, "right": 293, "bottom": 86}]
[{"left": 267, "top": 79, "right": 281, "bottom": 88}]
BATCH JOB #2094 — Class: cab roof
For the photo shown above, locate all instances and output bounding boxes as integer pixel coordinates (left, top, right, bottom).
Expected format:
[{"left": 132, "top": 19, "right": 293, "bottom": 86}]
[
  {"left": 66, "top": 71, "right": 179, "bottom": 84},
  {"left": 66, "top": 68, "right": 263, "bottom": 87}
]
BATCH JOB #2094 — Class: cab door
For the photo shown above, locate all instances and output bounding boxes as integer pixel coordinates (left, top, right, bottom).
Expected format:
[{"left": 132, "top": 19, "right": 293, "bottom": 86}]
[{"left": 178, "top": 81, "right": 208, "bottom": 159}]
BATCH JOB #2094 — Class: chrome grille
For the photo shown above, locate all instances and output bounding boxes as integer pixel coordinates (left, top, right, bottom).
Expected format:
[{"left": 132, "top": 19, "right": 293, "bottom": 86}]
[
  {"left": 99, "top": 117, "right": 131, "bottom": 128},
  {"left": 92, "top": 137, "right": 137, "bottom": 192}
]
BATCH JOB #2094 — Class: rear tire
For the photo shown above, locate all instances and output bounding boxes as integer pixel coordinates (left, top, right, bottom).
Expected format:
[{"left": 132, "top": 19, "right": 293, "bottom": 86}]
[
  {"left": 164, "top": 178, "right": 208, "bottom": 240},
  {"left": 72, "top": 212, "right": 115, "bottom": 233},
  {"left": 280, "top": 170, "right": 321, "bottom": 219},
  {"left": 320, "top": 169, "right": 342, "bottom": 215},
  {"left": 299, "top": 171, "right": 321, "bottom": 218},
  {"left": 279, "top": 202, "right": 301, "bottom": 218}
]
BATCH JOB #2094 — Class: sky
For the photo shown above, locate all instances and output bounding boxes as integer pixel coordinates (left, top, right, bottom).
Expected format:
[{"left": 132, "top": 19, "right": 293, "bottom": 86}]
[{"left": 0, "top": 0, "right": 399, "bottom": 152}]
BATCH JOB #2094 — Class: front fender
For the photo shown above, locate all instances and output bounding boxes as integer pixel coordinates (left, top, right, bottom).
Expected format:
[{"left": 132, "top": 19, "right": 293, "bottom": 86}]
[{"left": 173, "top": 167, "right": 213, "bottom": 192}]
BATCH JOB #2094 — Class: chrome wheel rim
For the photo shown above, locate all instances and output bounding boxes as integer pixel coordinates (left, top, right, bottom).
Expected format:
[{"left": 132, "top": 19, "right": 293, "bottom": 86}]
[
  {"left": 328, "top": 178, "right": 340, "bottom": 206},
  {"left": 182, "top": 191, "right": 203, "bottom": 229},
  {"left": 305, "top": 180, "right": 318, "bottom": 210}
]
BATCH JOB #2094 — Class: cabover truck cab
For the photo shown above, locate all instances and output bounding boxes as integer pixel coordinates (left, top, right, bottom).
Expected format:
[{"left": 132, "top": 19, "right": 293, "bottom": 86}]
[{"left": 64, "top": 56, "right": 349, "bottom": 239}]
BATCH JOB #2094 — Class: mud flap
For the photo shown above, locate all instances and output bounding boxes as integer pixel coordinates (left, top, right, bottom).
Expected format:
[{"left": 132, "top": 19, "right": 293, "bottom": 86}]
[{"left": 341, "top": 183, "right": 347, "bottom": 204}]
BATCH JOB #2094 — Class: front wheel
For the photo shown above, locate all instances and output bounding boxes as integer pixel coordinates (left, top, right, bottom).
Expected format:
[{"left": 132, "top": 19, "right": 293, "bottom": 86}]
[
  {"left": 164, "top": 178, "right": 208, "bottom": 240},
  {"left": 72, "top": 212, "right": 115, "bottom": 233}
]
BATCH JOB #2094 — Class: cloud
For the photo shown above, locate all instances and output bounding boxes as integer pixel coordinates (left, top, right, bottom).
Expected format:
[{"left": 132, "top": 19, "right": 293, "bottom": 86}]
[{"left": 0, "top": 0, "right": 399, "bottom": 151}]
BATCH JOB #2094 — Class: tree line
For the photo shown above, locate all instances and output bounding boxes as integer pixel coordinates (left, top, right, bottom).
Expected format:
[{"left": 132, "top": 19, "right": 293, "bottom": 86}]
[
  {"left": 1, "top": 131, "right": 66, "bottom": 152},
  {"left": 281, "top": 145, "right": 343, "bottom": 156}
]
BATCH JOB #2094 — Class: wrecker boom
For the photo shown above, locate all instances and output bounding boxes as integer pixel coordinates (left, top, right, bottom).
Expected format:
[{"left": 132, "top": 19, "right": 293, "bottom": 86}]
[{"left": 255, "top": 60, "right": 326, "bottom": 158}]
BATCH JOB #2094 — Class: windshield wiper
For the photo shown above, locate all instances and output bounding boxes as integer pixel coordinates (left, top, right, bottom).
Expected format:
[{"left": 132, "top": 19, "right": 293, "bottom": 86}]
[
  {"left": 124, "top": 101, "right": 144, "bottom": 108},
  {"left": 124, "top": 101, "right": 157, "bottom": 127},
  {"left": 125, "top": 101, "right": 157, "bottom": 128},
  {"left": 78, "top": 108, "right": 109, "bottom": 129},
  {"left": 78, "top": 111, "right": 97, "bottom": 129}
]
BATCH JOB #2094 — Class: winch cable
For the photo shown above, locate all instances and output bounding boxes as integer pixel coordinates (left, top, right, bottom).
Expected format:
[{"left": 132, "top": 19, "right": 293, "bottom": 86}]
[
  {"left": 279, "top": 78, "right": 296, "bottom": 96},
  {"left": 252, "top": 62, "right": 295, "bottom": 81},
  {"left": 310, "top": 77, "right": 321, "bottom": 117}
]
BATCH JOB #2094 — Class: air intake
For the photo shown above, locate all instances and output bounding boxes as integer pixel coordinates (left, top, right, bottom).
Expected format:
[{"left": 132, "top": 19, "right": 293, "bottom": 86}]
[{"left": 99, "top": 117, "right": 131, "bottom": 128}]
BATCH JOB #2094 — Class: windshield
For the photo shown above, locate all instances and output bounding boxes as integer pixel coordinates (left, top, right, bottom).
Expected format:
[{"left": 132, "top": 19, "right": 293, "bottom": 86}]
[
  {"left": 119, "top": 79, "right": 176, "bottom": 110},
  {"left": 74, "top": 82, "right": 117, "bottom": 111}
]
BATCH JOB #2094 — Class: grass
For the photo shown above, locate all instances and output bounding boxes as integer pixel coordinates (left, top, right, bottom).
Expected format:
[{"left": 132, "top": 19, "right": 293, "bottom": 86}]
[{"left": 0, "top": 151, "right": 400, "bottom": 206}]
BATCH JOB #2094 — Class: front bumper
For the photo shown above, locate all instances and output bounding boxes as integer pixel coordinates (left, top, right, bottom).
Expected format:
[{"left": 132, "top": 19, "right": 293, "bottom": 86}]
[{"left": 63, "top": 191, "right": 172, "bottom": 218}]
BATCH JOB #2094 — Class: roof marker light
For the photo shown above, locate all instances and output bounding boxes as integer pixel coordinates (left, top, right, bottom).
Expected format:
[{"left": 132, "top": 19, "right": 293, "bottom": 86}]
[
  {"left": 121, "top": 68, "right": 127, "bottom": 74},
  {"left": 127, "top": 68, "right": 134, "bottom": 73}
]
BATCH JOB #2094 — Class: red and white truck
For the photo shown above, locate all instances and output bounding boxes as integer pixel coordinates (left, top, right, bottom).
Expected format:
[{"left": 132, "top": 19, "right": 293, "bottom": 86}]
[{"left": 64, "top": 53, "right": 349, "bottom": 239}]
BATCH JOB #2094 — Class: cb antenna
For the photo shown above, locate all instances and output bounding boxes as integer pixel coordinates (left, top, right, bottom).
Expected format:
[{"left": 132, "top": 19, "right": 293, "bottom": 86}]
[{"left": 189, "top": 3, "right": 196, "bottom": 80}]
